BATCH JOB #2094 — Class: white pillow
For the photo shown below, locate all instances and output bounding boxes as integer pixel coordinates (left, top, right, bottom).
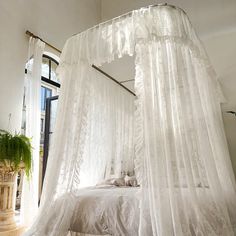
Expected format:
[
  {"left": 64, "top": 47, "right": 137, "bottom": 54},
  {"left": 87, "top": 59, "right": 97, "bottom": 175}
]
[
  {"left": 124, "top": 175, "right": 138, "bottom": 187},
  {"left": 97, "top": 177, "right": 125, "bottom": 187}
]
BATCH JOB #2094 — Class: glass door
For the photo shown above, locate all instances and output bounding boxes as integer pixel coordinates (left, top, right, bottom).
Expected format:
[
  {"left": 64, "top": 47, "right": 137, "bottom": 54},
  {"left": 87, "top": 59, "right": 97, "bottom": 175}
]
[{"left": 42, "top": 96, "right": 58, "bottom": 187}]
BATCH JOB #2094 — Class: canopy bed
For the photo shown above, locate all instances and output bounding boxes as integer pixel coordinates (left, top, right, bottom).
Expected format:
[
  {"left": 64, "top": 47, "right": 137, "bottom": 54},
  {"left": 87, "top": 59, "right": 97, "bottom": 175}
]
[{"left": 24, "top": 3, "right": 236, "bottom": 236}]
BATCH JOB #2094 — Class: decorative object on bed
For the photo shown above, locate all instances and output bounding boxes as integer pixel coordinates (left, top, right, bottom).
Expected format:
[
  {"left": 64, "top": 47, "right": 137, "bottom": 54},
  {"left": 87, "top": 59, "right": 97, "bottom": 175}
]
[
  {"left": 124, "top": 175, "right": 138, "bottom": 187},
  {"left": 0, "top": 130, "right": 32, "bottom": 233},
  {"left": 97, "top": 177, "right": 126, "bottom": 187},
  {"left": 96, "top": 175, "right": 138, "bottom": 187},
  {"left": 24, "top": 4, "right": 236, "bottom": 236}
]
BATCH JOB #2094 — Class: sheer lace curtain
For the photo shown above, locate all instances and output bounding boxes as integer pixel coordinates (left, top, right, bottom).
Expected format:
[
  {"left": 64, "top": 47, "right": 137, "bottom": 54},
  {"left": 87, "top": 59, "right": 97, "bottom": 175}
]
[
  {"left": 79, "top": 69, "right": 135, "bottom": 187},
  {"left": 135, "top": 40, "right": 236, "bottom": 235},
  {"left": 24, "top": 5, "right": 236, "bottom": 236},
  {"left": 21, "top": 37, "right": 45, "bottom": 226}
]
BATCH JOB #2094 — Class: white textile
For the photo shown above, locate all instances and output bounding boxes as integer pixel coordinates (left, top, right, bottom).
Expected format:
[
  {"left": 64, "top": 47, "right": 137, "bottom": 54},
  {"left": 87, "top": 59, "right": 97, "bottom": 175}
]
[
  {"left": 79, "top": 70, "right": 135, "bottom": 187},
  {"left": 24, "top": 5, "right": 236, "bottom": 236},
  {"left": 70, "top": 186, "right": 139, "bottom": 235},
  {"left": 21, "top": 37, "right": 45, "bottom": 226}
]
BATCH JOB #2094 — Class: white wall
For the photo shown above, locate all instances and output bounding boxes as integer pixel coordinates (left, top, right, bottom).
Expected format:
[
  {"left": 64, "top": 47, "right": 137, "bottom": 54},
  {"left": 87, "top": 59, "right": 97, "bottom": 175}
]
[
  {"left": 101, "top": 0, "right": 236, "bottom": 176},
  {"left": 0, "top": 0, "right": 101, "bottom": 132}
]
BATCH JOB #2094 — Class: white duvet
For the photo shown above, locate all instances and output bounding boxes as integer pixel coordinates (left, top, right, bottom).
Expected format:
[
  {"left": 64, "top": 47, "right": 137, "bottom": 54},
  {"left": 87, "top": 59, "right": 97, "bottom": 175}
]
[
  {"left": 69, "top": 186, "right": 140, "bottom": 236},
  {"left": 70, "top": 186, "right": 139, "bottom": 236}
]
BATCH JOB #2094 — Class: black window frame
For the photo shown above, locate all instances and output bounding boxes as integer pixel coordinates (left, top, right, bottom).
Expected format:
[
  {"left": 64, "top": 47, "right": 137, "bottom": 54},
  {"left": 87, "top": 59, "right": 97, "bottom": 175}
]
[
  {"left": 25, "top": 54, "right": 61, "bottom": 88},
  {"left": 41, "top": 54, "right": 61, "bottom": 88}
]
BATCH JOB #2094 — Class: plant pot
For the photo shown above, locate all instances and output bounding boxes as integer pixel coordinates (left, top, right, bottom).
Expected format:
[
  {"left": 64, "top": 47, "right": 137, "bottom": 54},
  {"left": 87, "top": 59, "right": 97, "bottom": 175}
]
[{"left": 0, "top": 170, "right": 17, "bottom": 232}]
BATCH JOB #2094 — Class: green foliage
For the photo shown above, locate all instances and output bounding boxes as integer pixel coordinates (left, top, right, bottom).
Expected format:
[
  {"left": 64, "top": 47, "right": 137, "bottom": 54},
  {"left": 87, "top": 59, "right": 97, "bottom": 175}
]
[{"left": 0, "top": 130, "right": 32, "bottom": 178}]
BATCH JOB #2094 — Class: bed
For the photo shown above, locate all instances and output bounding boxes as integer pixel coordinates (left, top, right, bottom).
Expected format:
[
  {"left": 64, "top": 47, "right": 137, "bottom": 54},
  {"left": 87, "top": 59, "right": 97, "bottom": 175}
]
[
  {"left": 68, "top": 184, "right": 217, "bottom": 236},
  {"left": 69, "top": 185, "right": 140, "bottom": 236}
]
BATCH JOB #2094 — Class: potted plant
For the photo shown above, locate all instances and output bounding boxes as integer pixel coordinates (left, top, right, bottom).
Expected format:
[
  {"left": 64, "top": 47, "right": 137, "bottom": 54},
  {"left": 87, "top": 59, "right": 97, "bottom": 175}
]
[{"left": 0, "top": 130, "right": 32, "bottom": 232}]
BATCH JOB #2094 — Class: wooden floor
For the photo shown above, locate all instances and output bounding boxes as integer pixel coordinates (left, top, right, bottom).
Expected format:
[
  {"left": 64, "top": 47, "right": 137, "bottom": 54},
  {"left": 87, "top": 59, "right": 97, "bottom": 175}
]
[{"left": 0, "top": 227, "right": 26, "bottom": 236}]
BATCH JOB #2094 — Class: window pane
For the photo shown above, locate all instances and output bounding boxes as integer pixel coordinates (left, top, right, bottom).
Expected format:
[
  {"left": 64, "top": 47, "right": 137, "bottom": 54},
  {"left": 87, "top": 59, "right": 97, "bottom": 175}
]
[
  {"left": 41, "top": 87, "right": 46, "bottom": 111},
  {"left": 50, "top": 61, "right": 58, "bottom": 82},
  {"left": 41, "top": 86, "right": 52, "bottom": 111},
  {"left": 42, "top": 57, "right": 50, "bottom": 78},
  {"left": 46, "top": 89, "right": 51, "bottom": 98},
  {"left": 50, "top": 99, "right": 58, "bottom": 133},
  {"left": 49, "top": 99, "right": 58, "bottom": 148},
  {"left": 46, "top": 88, "right": 52, "bottom": 98}
]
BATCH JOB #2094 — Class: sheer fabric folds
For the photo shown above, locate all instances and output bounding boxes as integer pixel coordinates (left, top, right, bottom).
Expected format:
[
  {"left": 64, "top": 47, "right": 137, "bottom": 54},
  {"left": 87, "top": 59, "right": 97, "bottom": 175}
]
[
  {"left": 135, "top": 41, "right": 236, "bottom": 235},
  {"left": 24, "top": 5, "right": 236, "bottom": 236},
  {"left": 21, "top": 38, "right": 45, "bottom": 226},
  {"left": 79, "top": 69, "right": 135, "bottom": 187}
]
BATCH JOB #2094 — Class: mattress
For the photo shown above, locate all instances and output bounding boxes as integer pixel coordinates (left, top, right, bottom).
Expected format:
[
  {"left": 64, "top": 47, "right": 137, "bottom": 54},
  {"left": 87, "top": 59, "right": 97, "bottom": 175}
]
[{"left": 69, "top": 185, "right": 140, "bottom": 236}]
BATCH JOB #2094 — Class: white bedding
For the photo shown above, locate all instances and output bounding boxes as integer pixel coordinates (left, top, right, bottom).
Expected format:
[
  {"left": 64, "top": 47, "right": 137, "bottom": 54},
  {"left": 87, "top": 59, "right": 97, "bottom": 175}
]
[{"left": 69, "top": 186, "right": 140, "bottom": 236}]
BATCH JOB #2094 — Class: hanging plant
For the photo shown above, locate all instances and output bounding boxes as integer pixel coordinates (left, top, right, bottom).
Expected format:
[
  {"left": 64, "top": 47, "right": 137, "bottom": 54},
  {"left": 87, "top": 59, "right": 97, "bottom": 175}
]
[{"left": 0, "top": 130, "right": 32, "bottom": 178}]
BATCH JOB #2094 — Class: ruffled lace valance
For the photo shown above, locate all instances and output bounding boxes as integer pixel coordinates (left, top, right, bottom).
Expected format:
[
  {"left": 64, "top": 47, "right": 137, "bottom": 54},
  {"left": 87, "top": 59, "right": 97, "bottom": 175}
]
[{"left": 58, "top": 6, "right": 207, "bottom": 68}]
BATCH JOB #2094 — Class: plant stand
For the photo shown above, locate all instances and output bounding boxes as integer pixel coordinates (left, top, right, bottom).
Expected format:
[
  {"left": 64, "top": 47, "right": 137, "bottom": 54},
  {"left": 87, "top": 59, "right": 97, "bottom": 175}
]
[
  {"left": 0, "top": 171, "right": 18, "bottom": 233},
  {"left": 0, "top": 227, "right": 25, "bottom": 236}
]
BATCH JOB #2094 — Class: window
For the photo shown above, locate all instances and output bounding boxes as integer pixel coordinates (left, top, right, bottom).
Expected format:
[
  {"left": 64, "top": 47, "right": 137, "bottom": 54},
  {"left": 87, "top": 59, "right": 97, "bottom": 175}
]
[
  {"left": 21, "top": 53, "right": 60, "bottom": 205},
  {"left": 39, "top": 55, "right": 60, "bottom": 198},
  {"left": 41, "top": 55, "right": 59, "bottom": 83},
  {"left": 41, "top": 86, "right": 52, "bottom": 111}
]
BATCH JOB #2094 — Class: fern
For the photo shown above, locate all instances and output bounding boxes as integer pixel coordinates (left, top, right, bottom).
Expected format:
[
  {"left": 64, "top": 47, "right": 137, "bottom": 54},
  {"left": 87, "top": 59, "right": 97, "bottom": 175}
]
[{"left": 0, "top": 130, "right": 32, "bottom": 178}]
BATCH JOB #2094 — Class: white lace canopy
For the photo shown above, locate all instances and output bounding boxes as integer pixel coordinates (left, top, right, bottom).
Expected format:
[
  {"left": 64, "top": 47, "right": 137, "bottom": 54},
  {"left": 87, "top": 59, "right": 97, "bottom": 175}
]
[{"left": 24, "top": 5, "right": 236, "bottom": 236}]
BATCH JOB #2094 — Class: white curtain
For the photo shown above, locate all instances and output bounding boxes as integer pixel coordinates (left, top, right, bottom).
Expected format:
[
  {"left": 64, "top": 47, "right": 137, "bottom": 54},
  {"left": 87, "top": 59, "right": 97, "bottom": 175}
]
[
  {"left": 24, "top": 65, "right": 134, "bottom": 236},
  {"left": 21, "top": 37, "right": 45, "bottom": 226},
  {"left": 79, "top": 69, "right": 135, "bottom": 187},
  {"left": 135, "top": 40, "right": 236, "bottom": 235},
  {"left": 24, "top": 5, "right": 236, "bottom": 236}
]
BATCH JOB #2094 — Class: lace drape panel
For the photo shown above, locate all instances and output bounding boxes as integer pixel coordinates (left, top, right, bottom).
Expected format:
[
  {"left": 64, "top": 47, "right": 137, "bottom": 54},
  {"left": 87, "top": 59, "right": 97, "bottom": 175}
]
[
  {"left": 21, "top": 38, "right": 45, "bottom": 226},
  {"left": 24, "top": 63, "right": 91, "bottom": 236},
  {"left": 79, "top": 69, "right": 135, "bottom": 187},
  {"left": 24, "top": 64, "right": 135, "bottom": 236},
  {"left": 24, "top": 5, "right": 236, "bottom": 236},
  {"left": 135, "top": 39, "right": 236, "bottom": 235}
]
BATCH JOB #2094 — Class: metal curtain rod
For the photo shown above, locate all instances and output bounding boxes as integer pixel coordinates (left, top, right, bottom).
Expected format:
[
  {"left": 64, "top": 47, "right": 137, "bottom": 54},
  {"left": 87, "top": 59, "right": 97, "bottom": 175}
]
[
  {"left": 92, "top": 65, "right": 136, "bottom": 96},
  {"left": 25, "top": 31, "right": 135, "bottom": 96},
  {"left": 26, "top": 30, "right": 62, "bottom": 53}
]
